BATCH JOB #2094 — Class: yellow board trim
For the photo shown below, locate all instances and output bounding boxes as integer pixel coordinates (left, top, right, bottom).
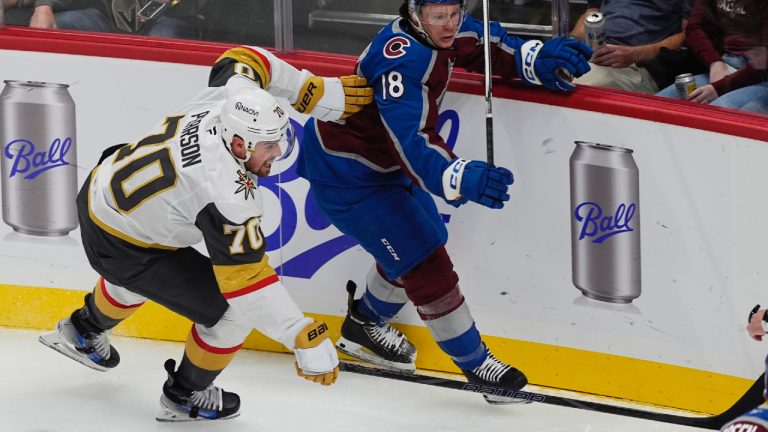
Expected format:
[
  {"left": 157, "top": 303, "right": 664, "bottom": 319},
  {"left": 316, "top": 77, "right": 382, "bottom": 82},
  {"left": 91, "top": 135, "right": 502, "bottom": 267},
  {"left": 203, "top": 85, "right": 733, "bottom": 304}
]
[{"left": 0, "top": 283, "right": 752, "bottom": 414}]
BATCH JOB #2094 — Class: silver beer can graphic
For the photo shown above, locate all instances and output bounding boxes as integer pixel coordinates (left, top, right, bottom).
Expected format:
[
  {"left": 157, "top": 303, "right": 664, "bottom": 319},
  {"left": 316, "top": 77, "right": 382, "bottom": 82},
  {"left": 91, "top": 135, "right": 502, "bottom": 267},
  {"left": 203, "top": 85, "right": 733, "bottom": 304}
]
[
  {"left": 570, "top": 141, "right": 640, "bottom": 303},
  {"left": 1, "top": 80, "right": 78, "bottom": 236},
  {"left": 674, "top": 73, "right": 697, "bottom": 100},
  {"left": 585, "top": 12, "right": 606, "bottom": 51}
]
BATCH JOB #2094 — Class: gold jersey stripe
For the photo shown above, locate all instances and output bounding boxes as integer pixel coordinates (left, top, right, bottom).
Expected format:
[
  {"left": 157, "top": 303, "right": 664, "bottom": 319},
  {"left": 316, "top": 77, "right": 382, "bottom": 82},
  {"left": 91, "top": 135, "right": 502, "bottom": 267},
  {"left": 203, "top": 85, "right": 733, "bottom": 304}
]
[
  {"left": 184, "top": 326, "right": 242, "bottom": 371},
  {"left": 212, "top": 257, "right": 276, "bottom": 295},
  {"left": 215, "top": 47, "right": 272, "bottom": 88},
  {"left": 87, "top": 167, "right": 177, "bottom": 251},
  {"left": 93, "top": 278, "right": 144, "bottom": 321}
]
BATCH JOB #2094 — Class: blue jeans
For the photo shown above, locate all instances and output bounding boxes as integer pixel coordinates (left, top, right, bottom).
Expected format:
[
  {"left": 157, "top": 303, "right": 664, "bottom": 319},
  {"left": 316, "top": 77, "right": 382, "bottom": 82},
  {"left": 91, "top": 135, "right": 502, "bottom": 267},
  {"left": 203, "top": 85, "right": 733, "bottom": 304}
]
[
  {"left": 656, "top": 54, "right": 768, "bottom": 114},
  {"left": 55, "top": 8, "right": 195, "bottom": 39}
]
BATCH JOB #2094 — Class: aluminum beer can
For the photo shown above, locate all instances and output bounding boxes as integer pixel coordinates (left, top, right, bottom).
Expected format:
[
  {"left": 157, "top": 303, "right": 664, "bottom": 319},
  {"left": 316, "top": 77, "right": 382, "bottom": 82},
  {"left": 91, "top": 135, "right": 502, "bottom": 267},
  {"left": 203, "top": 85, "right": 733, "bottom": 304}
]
[
  {"left": 0, "top": 80, "right": 78, "bottom": 236},
  {"left": 570, "top": 141, "right": 640, "bottom": 303},
  {"left": 585, "top": 11, "right": 606, "bottom": 51},
  {"left": 675, "top": 73, "right": 697, "bottom": 100}
]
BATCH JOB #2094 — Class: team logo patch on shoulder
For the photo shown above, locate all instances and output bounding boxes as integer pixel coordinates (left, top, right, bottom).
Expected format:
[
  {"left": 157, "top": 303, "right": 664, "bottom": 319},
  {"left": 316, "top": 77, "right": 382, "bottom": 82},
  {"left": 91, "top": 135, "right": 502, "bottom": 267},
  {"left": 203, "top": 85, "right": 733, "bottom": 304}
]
[
  {"left": 234, "top": 169, "right": 256, "bottom": 200},
  {"left": 384, "top": 37, "right": 410, "bottom": 59}
]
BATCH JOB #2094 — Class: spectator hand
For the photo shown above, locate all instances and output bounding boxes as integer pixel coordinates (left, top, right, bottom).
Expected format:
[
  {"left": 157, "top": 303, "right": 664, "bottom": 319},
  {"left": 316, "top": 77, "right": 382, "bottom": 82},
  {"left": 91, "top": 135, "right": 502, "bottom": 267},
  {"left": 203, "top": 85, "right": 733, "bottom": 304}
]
[
  {"left": 747, "top": 306, "right": 767, "bottom": 342},
  {"left": 291, "top": 75, "right": 373, "bottom": 122},
  {"left": 442, "top": 159, "right": 513, "bottom": 209},
  {"left": 517, "top": 37, "right": 592, "bottom": 92},
  {"left": 591, "top": 44, "right": 638, "bottom": 68},
  {"left": 709, "top": 61, "right": 730, "bottom": 83},
  {"left": 688, "top": 84, "right": 719, "bottom": 104},
  {"left": 29, "top": 5, "right": 57, "bottom": 29}
]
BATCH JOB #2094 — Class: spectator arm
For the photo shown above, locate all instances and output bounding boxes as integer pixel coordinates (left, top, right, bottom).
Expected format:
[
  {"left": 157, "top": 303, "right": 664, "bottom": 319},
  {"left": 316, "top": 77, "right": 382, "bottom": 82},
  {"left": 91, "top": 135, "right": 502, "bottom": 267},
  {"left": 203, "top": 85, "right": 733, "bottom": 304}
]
[
  {"left": 634, "top": 20, "right": 688, "bottom": 63},
  {"left": 570, "top": 8, "right": 600, "bottom": 41}
]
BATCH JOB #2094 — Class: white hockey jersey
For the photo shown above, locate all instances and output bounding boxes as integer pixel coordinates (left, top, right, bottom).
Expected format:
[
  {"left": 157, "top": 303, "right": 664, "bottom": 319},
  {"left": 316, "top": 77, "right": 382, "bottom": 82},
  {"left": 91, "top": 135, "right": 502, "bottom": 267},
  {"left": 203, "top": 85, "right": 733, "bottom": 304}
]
[
  {"left": 87, "top": 84, "right": 260, "bottom": 250},
  {"left": 83, "top": 45, "right": 320, "bottom": 295}
]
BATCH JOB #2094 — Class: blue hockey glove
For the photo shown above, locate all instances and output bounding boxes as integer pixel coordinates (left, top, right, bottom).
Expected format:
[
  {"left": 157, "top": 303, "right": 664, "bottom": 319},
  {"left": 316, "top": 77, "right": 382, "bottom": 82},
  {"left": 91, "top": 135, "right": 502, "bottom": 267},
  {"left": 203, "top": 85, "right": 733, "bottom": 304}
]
[
  {"left": 447, "top": 196, "right": 469, "bottom": 208},
  {"left": 517, "top": 36, "right": 592, "bottom": 92},
  {"left": 442, "top": 159, "right": 513, "bottom": 209}
]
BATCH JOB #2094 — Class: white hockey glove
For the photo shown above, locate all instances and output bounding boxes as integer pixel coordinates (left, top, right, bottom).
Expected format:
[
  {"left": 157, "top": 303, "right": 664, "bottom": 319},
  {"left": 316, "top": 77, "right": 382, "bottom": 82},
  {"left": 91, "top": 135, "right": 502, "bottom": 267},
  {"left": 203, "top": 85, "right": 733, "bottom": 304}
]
[
  {"left": 293, "top": 320, "right": 340, "bottom": 386},
  {"left": 291, "top": 75, "right": 373, "bottom": 122}
]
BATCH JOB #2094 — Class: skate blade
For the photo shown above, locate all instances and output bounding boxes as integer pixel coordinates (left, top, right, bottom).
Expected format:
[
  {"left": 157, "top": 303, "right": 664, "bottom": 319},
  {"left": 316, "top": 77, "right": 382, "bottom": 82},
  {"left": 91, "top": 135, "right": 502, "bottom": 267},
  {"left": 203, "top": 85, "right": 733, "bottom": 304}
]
[
  {"left": 38, "top": 330, "right": 109, "bottom": 372},
  {"left": 336, "top": 337, "right": 416, "bottom": 372},
  {"left": 483, "top": 394, "right": 534, "bottom": 405},
  {"left": 156, "top": 396, "right": 240, "bottom": 422}
]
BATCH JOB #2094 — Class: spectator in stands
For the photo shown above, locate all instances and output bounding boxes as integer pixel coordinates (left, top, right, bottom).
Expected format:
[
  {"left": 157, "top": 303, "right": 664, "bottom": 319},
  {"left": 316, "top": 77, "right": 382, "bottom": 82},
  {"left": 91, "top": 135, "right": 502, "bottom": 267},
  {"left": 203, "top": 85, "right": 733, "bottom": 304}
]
[
  {"left": 655, "top": 0, "right": 768, "bottom": 115},
  {"left": 28, "top": 0, "right": 205, "bottom": 39},
  {"left": 571, "top": 0, "right": 694, "bottom": 94},
  {"left": 3, "top": 0, "right": 35, "bottom": 26}
]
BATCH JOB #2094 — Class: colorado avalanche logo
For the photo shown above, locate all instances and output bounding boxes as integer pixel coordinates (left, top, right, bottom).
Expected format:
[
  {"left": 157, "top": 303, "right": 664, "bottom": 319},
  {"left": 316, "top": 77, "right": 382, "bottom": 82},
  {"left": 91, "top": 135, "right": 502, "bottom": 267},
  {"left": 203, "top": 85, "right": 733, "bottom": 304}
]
[
  {"left": 384, "top": 37, "right": 410, "bottom": 59},
  {"left": 234, "top": 169, "right": 256, "bottom": 200}
]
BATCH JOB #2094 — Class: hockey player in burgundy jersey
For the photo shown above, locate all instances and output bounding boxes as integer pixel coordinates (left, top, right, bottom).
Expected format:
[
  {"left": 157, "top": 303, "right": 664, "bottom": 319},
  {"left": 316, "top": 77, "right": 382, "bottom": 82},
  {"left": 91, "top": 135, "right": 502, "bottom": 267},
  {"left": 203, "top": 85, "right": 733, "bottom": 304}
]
[
  {"left": 297, "top": 0, "right": 592, "bottom": 404},
  {"left": 38, "top": 45, "right": 373, "bottom": 421}
]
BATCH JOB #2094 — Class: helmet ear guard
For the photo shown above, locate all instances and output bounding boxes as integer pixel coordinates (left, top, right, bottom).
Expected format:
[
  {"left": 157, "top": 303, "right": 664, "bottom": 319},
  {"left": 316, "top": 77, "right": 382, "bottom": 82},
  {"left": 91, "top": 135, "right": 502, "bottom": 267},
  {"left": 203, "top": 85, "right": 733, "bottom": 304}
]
[{"left": 220, "top": 86, "right": 296, "bottom": 164}]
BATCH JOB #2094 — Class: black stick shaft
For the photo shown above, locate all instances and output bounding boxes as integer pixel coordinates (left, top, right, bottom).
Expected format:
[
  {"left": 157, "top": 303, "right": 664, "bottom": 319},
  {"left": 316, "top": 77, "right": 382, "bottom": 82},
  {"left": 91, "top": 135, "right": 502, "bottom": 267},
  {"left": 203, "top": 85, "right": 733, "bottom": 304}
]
[
  {"left": 482, "top": 0, "right": 494, "bottom": 165},
  {"left": 339, "top": 361, "right": 762, "bottom": 430},
  {"left": 486, "top": 114, "right": 494, "bottom": 166}
]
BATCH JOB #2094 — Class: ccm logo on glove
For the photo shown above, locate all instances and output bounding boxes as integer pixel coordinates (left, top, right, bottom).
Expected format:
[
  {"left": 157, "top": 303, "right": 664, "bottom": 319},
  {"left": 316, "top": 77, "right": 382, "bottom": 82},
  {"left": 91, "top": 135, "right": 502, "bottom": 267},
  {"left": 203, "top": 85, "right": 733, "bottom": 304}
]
[
  {"left": 521, "top": 40, "right": 544, "bottom": 85},
  {"left": 523, "top": 41, "right": 542, "bottom": 83},
  {"left": 448, "top": 159, "right": 467, "bottom": 191}
]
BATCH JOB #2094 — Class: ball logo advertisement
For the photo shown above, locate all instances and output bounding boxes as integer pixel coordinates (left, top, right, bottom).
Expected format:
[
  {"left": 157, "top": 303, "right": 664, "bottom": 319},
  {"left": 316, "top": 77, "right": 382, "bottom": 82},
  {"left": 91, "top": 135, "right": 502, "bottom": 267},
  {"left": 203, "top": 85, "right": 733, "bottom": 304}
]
[
  {"left": 570, "top": 141, "right": 641, "bottom": 304},
  {"left": 0, "top": 80, "right": 79, "bottom": 237}
]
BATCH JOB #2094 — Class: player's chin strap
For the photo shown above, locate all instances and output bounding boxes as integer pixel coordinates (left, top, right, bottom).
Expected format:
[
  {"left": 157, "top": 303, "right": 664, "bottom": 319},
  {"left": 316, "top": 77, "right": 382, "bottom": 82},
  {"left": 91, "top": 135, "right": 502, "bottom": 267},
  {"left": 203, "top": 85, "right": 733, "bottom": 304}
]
[{"left": 409, "top": 16, "right": 440, "bottom": 49}]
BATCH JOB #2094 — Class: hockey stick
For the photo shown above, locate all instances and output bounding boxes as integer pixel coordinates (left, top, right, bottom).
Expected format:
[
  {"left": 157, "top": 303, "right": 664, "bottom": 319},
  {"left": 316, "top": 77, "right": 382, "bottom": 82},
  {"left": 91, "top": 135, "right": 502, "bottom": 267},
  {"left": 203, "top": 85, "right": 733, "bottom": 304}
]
[
  {"left": 481, "top": 0, "right": 494, "bottom": 166},
  {"left": 339, "top": 361, "right": 765, "bottom": 430}
]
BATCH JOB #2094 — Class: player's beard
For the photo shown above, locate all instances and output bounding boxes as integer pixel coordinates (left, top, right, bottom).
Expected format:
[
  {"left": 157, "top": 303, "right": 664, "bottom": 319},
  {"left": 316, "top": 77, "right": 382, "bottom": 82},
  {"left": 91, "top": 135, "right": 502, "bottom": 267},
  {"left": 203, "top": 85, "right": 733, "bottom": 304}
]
[{"left": 254, "top": 161, "right": 272, "bottom": 178}]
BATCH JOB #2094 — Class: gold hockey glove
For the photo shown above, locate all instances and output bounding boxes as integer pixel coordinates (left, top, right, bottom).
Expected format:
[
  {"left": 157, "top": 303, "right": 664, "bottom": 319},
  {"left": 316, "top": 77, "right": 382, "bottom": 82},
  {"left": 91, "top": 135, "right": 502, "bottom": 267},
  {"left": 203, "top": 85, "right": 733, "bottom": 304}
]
[
  {"left": 293, "top": 320, "right": 340, "bottom": 386},
  {"left": 292, "top": 75, "right": 373, "bottom": 122}
]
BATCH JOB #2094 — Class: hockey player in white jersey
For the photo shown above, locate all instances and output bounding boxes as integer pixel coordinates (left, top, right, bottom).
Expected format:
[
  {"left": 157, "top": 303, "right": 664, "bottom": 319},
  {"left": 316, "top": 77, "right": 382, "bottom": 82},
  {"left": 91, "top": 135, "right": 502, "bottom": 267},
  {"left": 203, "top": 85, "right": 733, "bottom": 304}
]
[{"left": 38, "top": 45, "right": 373, "bottom": 421}]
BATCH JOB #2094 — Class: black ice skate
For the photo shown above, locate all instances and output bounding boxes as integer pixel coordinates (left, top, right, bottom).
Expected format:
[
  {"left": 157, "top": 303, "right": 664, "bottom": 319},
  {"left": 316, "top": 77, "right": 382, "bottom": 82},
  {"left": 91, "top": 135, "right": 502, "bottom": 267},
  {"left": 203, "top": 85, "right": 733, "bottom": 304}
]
[
  {"left": 335, "top": 281, "right": 416, "bottom": 372},
  {"left": 462, "top": 349, "right": 529, "bottom": 405},
  {"left": 38, "top": 316, "right": 119, "bottom": 372},
  {"left": 156, "top": 359, "right": 240, "bottom": 422}
]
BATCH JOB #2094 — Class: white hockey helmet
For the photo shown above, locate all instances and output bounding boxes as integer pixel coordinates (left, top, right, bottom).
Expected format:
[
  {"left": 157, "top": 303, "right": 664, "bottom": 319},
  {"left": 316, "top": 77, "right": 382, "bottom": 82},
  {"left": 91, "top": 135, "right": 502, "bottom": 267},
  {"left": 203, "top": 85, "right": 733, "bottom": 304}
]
[{"left": 220, "top": 86, "right": 295, "bottom": 163}]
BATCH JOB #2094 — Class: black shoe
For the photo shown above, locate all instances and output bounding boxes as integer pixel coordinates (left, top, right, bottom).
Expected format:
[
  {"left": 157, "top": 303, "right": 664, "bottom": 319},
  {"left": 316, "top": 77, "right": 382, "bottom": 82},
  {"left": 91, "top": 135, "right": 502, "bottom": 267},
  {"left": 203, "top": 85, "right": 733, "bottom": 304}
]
[
  {"left": 156, "top": 359, "right": 240, "bottom": 422},
  {"left": 462, "top": 349, "right": 528, "bottom": 405},
  {"left": 335, "top": 281, "right": 416, "bottom": 371}
]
